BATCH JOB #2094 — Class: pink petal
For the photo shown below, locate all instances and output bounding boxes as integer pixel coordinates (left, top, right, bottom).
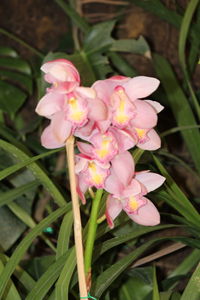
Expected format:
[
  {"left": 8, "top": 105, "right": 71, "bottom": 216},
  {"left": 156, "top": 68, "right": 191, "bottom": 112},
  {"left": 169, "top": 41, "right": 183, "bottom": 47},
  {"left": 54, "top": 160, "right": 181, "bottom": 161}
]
[
  {"left": 41, "top": 125, "right": 65, "bottom": 149},
  {"left": 124, "top": 76, "right": 160, "bottom": 100},
  {"left": 110, "top": 127, "right": 136, "bottom": 152},
  {"left": 87, "top": 98, "right": 108, "bottom": 121},
  {"left": 127, "top": 198, "right": 160, "bottom": 226},
  {"left": 111, "top": 151, "right": 135, "bottom": 187},
  {"left": 92, "top": 79, "right": 118, "bottom": 105},
  {"left": 137, "top": 129, "right": 161, "bottom": 150},
  {"left": 121, "top": 179, "right": 142, "bottom": 198},
  {"left": 131, "top": 100, "right": 158, "bottom": 129},
  {"left": 135, "top": 172, "right": 165, "bottom": 193},
  {"left": 106, "top": 195, "right": 122, "bottom": 228},
  {"left": 35, "top": 93, "right": 64, "bottom": 118},
  {"left": 51, "top": 111, "right": 72, "bottom": 143},
  {"left": 76, "top": 87, "right": 96, "bottom": 99},
  {"left": 75, "top": 156, "right": 88, "bottom": 173},
  {"left": 77, "top": 142, "right": 93, "bottom": 158},
  {"left": 145, "top": 100, "right": 164, "bottom": 113},
  {"left": 90, "top": 132, "right": 118, "bottom": 163},
  {"left": 41, "top": 59, "right": 80, "bottom": 83},
  {"left": 104, "top": 168, "right": 124, "bottom": 196},
  {"left": 76, "top": 174, "right": 87, "bottom": 204},
  {"left": 74, "top": 121, "right": 96, "bottom": 141}
]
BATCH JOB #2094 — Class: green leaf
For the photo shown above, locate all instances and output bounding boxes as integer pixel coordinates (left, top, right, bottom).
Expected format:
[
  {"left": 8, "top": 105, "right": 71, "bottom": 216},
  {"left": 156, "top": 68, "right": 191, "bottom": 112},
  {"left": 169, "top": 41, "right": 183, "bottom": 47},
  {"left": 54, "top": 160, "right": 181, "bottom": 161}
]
[
  {"left": 0, "top": 139, "right": 66, "bottom": 207},
  {"left": 163, "top": 249, "right": 200, "bottom": 290},
  {"left": 25, "top": 252, "right": 69, "bottom": 300},
  {"left": 153, "top": 155, "right": 200, "bottom": 225},
  {"left": 54, "top": 0, "right": 90, "bottom": 33},
  {"left": 119, "top": 269, "right": 152, "bottom": 300},
  {"left": 27, "top": 255, "right": 55, "bottom": 280},
  {"left": 0, "top": 57, "right": 31, "bottom": 75},
  {"left": 0, "top": 260, "right": 22, "bottom": 300},
  {"left": 13, "top": 264, "right": 36, "bottom": 292},
  {"left": 0, "top": 47, "right": 18, "bottom": 57},
  {"left": 111, "top": 36, "right": 151, "bottom": 57},
  {"left": 95, "top": 225, "right": 176, "bottom": 259},
  {"left": 0, "top": 69, "right": 32, "bottom": 94},
  {"left": 153, "top": 54, "right": 200, "bottom": 174},
  {"left": 0, "top": 147, "right": 61, "bottom": 181},
  {"left": 181, "top": 263, "right": 200, "bottom": 300},
  {"left": 0, "top": 206, "right": 70, "bottom": 298},
  {"left": 108, "top": 52, "right": 137, "bottom": 77},
  {"left": 0, "top": 180, "right": 39, "bottom": 208},
  {"left": 84, "top": 20, "right": 115, "bottom": 55},
  {"left": 178, "top": 0, "right": 200, "bottom": 119},
  {"left": 92, "top": 240, "right": 157, "bottom": 297},
  {"left": 56, "top": 211, "right": 73, "bottom": 259},
  {"left": 55, "top": 249, "right": 76, "bottom": 300},
  {"left": 0, "top": 81, "right": 26, "bottom": 114}
]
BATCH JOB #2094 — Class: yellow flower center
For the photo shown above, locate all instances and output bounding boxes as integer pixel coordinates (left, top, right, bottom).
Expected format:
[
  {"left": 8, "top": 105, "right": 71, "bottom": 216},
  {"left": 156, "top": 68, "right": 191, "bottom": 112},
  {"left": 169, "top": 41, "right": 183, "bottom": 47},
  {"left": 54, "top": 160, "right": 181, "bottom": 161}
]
[
  {"left": 68, "top": 97, "right": 84, "bottom": 122},
  {"left": 135, "top": 128, "right": 146, "bottom": 139},
  {"left": 129, "top": 196, "right": 139, "bottom": 211},
  {"left": 95, "top": 136, "right": 111, "bottom": 159},
  {"left": 88, "top": 162, "right": 103, "bottom": 185}
]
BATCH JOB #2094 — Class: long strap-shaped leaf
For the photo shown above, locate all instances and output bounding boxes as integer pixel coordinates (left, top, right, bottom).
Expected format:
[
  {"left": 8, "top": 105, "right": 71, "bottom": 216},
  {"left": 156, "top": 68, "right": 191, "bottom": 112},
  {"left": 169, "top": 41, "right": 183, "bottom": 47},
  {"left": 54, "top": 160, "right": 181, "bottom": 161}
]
[
  {"left": 92, "top": 240, "right": 157, "bottom": 297},
  {"left": 153, "top": 154, "right": 200, "bottom": 225},
  {"left": 153, "top": 54, "right": 200, "bottom": 174},
  {"left": 0, "top": 180, "right": 39, "bottom": 208},
  {"left": 0, "top": 205, "right": 70, "bottom": 298},
  {"left": 178, "top": 0, "right": 200, "bottom": 119},
  {"left": 0, "top": 139, "right": 66, "bottom": 207},
  {"left": 25, "top": 251, "right": 70, "bottom": 300},
  {"left": 180, "top": 262, "right": 200, "bottom": 300},
  {"left": 0, "top": 260, "right": 22, "bottom": 300}
]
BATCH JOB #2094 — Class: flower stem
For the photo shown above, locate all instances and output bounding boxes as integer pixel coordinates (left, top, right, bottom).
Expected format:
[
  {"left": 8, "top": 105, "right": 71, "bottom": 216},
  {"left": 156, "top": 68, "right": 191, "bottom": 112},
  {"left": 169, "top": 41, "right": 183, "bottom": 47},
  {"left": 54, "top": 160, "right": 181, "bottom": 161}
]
[
  {"left": 84, "top": 189, "right": 103, "bottom": 276},
  {"left": 66, "top": 136, "right": 88, "bottom": 299}
]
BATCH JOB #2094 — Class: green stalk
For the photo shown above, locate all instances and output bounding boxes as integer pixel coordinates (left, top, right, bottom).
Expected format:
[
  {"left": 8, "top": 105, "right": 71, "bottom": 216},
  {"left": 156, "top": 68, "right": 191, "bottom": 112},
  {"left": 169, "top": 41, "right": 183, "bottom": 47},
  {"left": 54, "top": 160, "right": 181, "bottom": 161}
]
[{"left": 84, "top": 189, "right": 103, "bottom": 275}]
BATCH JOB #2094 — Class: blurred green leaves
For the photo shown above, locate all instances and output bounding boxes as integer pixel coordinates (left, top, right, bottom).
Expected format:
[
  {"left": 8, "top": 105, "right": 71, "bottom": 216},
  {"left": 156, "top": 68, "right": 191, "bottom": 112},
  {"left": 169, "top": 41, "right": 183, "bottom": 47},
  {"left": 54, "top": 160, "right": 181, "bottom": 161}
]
[{"left": 0, "top": 46, "right": 32, "bottom": 115}]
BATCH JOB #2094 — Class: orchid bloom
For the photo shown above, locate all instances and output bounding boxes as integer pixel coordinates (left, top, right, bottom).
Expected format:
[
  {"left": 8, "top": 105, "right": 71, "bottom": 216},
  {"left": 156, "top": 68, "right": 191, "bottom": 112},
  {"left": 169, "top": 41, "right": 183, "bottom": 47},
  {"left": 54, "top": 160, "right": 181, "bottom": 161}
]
[
  {"left": 75, "top": 155, "right": 110, "bottom": 203},
  {"left": 77, "top": 127, "right": 135, "bottom": 164},
  {"left": 92, "top": 76, "right": 162, "bottom": 131},
  {"left": 37, "top": 87, "right": 107, "bottom": 149},
  {"left": 41, "top": 59, "right": 80, "bottom": 93},
  {"left": 104, "top": 151, "right": 165, "bottom": 227}
]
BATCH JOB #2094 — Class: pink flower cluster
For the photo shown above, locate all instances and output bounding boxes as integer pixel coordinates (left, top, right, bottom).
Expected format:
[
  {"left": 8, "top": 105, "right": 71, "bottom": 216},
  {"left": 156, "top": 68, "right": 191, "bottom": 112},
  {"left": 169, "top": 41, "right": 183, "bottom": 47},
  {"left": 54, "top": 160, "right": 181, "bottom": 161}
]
[{"left": 36, "top": 59, "right": 165, "bottom": 227}]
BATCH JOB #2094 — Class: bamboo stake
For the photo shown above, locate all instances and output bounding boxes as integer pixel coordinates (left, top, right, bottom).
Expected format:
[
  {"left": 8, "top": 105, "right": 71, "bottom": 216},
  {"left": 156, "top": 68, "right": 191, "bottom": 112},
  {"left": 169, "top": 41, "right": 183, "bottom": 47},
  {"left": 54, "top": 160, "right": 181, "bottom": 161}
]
[{"left": 66, "top": 136, "right": 88, "bottom": 299}]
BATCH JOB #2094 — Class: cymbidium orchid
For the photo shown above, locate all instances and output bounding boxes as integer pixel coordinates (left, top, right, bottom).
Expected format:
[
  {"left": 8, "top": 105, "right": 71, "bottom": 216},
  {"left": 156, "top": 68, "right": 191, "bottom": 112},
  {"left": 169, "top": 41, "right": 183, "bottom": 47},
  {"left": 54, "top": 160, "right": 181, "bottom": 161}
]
[
  {"left": 35, "top": 58, "right": 165, "bottom": 298},
  {"left": 92, "top": 76, "right": 161, "bottom": 130},
  {"left": 104, "top": 151, "right": 165, "bottom": 227},
  {"left": 77, "top": 128, "right": 135, "bottom": 164}
]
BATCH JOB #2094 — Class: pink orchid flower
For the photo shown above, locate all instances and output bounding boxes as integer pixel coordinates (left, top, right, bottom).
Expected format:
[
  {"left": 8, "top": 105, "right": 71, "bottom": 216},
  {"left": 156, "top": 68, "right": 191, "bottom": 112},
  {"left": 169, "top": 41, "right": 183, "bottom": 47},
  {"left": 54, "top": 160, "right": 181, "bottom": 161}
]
[
  {"left": 104, "top": 151, "right": 165, "bottom": 227},
  {"left": 41, "top": 59, "right": 80, "bottom": 93},
  {"left": 38, "top": 87, "right": 107, "bottom": 149},
  {"left": 77, "top": 127, "right": 135, "bottom": 164},
  {"left": 92, "top": 76, "right": 163, "bottom": 133},
  {"left": 75, "top": 155, "right": 110, "bottom": 203}
]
